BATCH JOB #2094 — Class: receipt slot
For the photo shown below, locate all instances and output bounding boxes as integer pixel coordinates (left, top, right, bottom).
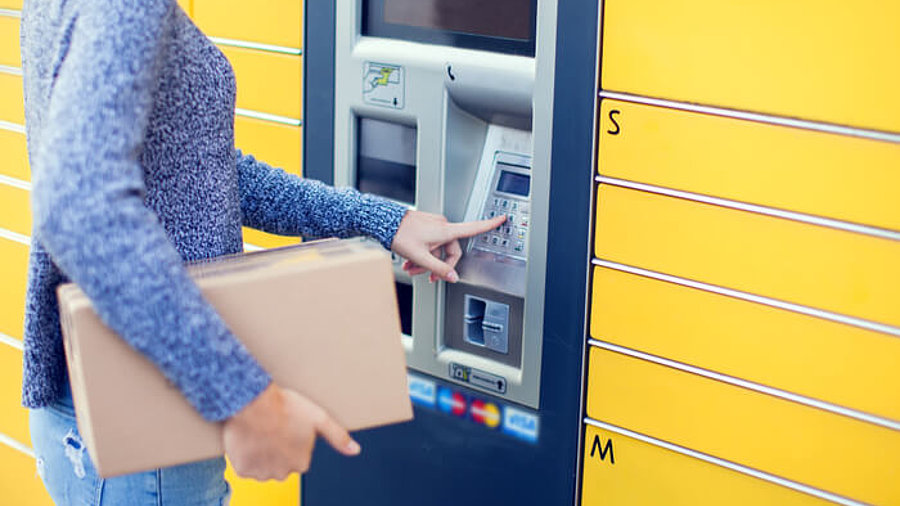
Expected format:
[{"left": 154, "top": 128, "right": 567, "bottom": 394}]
[{"left": 304, "top": 0, "right": 597, "bottom": 503}]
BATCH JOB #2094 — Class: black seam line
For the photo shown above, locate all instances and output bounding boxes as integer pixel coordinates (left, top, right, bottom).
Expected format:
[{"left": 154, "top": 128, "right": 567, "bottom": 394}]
[
  {"left": 590, "top": 259, "right": 900, "bottom": 339},
  {"left": 581, "top": 418, "right": 868, "bottom": 506},
  {"left": 597, "top": 90, "right": 900, "bottom": 144},
  {"left": 594, "top": 175, "right": 900, "bottom": 242},
  {"left": 587, "top": 338, "right": 900, "bottom": 432}
]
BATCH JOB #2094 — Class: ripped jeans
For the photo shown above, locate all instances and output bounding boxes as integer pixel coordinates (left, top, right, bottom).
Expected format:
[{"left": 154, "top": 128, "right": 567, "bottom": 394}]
[{"left": 29, "top": 384, "right": 231, "bottom": 506}]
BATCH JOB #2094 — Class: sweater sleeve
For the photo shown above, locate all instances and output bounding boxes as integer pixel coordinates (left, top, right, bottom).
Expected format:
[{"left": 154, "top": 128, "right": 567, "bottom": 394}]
[
  {"left": 236, "top": 151, "right": 409, "bottom": 249},
  {"left": 30, "top": 0, "right": 270, "bottom": 422}
]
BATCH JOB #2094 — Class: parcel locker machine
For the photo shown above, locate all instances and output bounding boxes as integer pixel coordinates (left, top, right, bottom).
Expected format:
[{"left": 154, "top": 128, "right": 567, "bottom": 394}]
[{"left": 304, "top": 0, "right": 599, "bottom": 503}]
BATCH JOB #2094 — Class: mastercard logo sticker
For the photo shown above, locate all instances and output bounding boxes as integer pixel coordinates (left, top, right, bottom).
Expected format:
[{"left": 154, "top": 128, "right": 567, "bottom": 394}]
[{"left": 470, "top": 399, "right": 501, "bottom": 429}]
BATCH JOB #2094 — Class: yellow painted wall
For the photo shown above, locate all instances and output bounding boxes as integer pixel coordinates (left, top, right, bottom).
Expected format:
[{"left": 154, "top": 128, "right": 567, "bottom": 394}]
[{"left": 0, "top": 2, "right": 304, "bottom": 503}]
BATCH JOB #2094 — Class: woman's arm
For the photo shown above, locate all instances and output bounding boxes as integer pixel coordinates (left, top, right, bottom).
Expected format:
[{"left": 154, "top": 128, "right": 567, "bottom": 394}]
[
  {"left": 31, "top": 0, "right": 269, "bottom": 422},
  {"left": 236, "top": 151, "right": 407, "bottom": 249},
  {"left": 236, "top": 151, "right": 508, "bottom": 282}
]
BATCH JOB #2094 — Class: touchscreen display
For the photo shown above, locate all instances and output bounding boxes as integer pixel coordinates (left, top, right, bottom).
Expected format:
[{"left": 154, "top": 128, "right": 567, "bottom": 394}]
[
  {"left": 383, "top": 0, "right": 531, "bottom": 40},
  {"left": 363, "top": 0, "right": 536, "bottom": 55},
  {"left": 496, "top": 170, "right": 530, "bottom": 197}
]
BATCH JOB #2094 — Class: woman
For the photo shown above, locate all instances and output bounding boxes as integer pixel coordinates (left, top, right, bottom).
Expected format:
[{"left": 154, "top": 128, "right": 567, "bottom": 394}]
[{"left": 20, "top": 0, "right": 504, "bottom": 503}]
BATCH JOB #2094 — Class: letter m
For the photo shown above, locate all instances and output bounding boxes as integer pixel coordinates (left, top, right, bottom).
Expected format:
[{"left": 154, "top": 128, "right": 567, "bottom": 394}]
[{"left": 590, "top": 435, "right": 615, "bottom": 464}]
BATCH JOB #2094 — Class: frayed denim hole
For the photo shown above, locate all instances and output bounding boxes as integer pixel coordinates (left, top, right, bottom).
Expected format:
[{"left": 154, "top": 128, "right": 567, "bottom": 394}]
[{"left": 62, "top": 429, "right": 86, "bottom": 479}]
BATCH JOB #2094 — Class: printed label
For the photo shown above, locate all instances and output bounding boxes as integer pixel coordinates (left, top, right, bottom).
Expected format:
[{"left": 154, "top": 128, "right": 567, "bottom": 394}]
[{"left": 363, "top": 62, "right": 404, "bottom": 109}]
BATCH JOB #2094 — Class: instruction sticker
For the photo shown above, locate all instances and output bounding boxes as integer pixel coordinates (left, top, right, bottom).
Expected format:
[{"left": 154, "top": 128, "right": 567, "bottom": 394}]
[{"left": 363, "top": 62, "right": 404, "bottom": 109}]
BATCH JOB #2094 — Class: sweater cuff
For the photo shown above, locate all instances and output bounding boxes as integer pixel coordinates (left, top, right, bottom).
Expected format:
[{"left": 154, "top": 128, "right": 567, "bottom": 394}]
[
  {"left": 355, "top": 195, "right": 409, "bottom": 250},
  {"left": 182, "top": 338, "right": 273, "bottom": 422}
]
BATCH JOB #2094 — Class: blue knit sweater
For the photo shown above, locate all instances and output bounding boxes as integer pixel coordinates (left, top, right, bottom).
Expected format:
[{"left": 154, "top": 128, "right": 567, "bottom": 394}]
[{"left": 20, "top": 0, "right": 407, "bottom": 421}]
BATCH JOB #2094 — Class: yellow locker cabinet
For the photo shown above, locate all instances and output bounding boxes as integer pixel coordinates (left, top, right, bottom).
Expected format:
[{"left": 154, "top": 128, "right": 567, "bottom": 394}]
[
  {"left": 221, "top": 45, "right": 302, "bottom": 120},
  {"left": 0, "top": 129, "right": 29, "bottom": 180},
  {"left": 585, "top": 347, "right": 900, "bottom": 505},
  {"left": 580, "top": 425, "right": 829, "bottom": 506},
  {"left": 601, "top": 0, "right": 900, "bottom": 133},
  {"left": 594, "top": 185, "right": 900, "bottom": 328},
  {"left": 0, "top": 238, "right": 28, "bottom": 341},
  {"left": 591, "top": 266, "right": 900, "bottom": 422},
  {"left": 0, "top": 1, "right": 22, "bottom": 9},
  {"left": 0, "top": 15, "right": 20, "bottom": 67},
  {"left": 194, "top": 0, "right": 303, "bottom": 49},
  {"left": 597, "top": 100, "right": 900, "bottom": 233}
]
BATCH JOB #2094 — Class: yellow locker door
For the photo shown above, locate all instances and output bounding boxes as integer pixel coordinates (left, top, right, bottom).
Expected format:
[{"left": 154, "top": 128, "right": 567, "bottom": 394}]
[
  {"left": 594, "top": 185, "right": 900, "bottom": 328},
  {"left": 590, "top": 266, "right": 900, "bottom": 421},
  {"left": 0, "top": 72, "right": 25, "bottom": 124},
  {"left": 193, "top": 0, "right": 303, "bottom": 49},
  {"left": 581, "top": 425, "right": 831, "bottom": 506},
  {"left": 0, "top": 128, "right": 29, "bottom": 180},
  {"left": 601, "top": 0, "right": 900, "bottom": 133},
  {"left": 0, "top": 182, "right": 30, "bottom": 236},
  {"left": 0, "top": 15, "right": 20, "bottom": 67},
  {"left": 585, "top": 346, "right": 900, "bottom": 505},
  {"left": 0, "top": 344, "right": 28, "bottom": 446},
  {"left": 597, "top": 99, "right": 900, "bottom": 232},
  {"left": 235, "top": 116, "right": 302, "bottom": 177},
  {"left": 221, "top": 46, "right": 302, "bottom": 121},
  {"left": 0, "top": 238, "right": 28, "bottom": 341}
]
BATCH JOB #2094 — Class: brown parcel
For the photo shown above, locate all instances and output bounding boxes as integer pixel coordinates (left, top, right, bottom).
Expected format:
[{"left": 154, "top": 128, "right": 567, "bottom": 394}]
[{"left": 58, "top": 238, "right": 413, "bottom": 478}]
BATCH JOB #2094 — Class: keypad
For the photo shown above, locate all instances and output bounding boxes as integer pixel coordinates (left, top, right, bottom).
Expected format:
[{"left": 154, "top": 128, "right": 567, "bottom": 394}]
[{"left": 476, "top": 196, "right": 529, "bottom": 258}]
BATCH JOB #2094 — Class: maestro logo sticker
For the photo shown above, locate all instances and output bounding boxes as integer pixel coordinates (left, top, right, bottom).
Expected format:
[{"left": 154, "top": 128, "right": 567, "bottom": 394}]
[{"left": 437, "top": 387, "right": 467, "bottom": 417}]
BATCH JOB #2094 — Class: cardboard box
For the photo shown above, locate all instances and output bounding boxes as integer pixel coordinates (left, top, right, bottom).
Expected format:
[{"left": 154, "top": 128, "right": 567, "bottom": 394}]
[{"left": 58, "top": 238, "right": 413, "bottom": 477}]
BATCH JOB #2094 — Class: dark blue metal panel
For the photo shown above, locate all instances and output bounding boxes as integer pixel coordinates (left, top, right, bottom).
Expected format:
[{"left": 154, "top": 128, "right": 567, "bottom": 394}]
[
  {"left": 302, "top": 0, "right": 598, "bottom": 503},
  {"left": 303, "top": 0, "right": 335, "bottom": 184}
]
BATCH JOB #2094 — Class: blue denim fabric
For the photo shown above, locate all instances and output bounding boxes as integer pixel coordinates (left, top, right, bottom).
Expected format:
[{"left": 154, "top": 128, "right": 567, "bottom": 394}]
[{"left": 29, "top": 385, "right": 231, "bottom": 506}]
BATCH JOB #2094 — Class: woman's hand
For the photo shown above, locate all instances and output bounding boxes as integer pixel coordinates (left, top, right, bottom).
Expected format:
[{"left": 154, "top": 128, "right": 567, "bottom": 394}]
[
  {"left": 223, "top": 383, "right": 360, "bottom": 481},
  {"left": 391, "top": 211, "right": 507, "bottom": 283}
]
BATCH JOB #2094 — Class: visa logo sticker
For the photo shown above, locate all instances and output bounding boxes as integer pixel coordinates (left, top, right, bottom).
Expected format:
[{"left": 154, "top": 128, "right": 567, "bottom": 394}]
[
  {"left": 502, "top": 406, "right": 539, "bottom": 443},
  {"left": 407, "top": 374, "right": 436, "bottom": 408}
]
